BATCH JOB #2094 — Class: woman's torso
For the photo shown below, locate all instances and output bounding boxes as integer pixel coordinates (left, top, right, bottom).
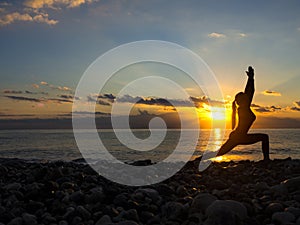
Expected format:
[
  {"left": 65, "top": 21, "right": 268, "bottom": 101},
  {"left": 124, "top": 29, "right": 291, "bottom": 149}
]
[{"left": 235, "top": 106, "right": 256, "bottom": 134}]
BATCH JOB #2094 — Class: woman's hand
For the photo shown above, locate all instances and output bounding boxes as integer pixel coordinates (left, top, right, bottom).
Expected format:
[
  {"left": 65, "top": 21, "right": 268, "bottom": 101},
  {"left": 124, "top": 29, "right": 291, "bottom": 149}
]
[{"left": 246, "top": 66, "right": 254, "bottom": 78}]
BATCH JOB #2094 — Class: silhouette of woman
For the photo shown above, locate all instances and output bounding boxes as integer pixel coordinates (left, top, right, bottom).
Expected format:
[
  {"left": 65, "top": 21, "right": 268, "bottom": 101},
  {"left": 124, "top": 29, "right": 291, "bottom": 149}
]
[{"left": 216, "top": 66, "right": 270, "bottom": 161}]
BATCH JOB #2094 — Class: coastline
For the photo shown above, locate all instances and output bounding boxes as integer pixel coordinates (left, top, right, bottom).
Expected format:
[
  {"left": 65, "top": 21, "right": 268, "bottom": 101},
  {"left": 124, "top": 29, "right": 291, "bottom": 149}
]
[{"left": 0, "top": 157, "right": 299, "bottom": 225}]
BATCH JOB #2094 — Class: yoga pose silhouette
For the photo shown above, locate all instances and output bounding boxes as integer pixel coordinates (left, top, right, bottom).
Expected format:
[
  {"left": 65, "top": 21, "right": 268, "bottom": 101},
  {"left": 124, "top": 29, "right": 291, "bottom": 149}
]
[{"left": 216, "top": 66, "right": 270, "bottom": 161}]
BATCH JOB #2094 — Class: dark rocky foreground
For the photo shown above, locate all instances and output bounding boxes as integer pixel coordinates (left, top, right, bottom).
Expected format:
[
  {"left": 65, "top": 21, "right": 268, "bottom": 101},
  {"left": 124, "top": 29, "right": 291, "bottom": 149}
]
[{"left": 0, "top": 157, "right": 300, "bottom": 225}]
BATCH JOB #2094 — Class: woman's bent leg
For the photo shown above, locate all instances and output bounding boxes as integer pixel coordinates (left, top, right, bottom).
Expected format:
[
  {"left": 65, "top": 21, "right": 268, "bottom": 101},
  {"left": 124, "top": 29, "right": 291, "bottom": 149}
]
[{"left": 239, "top": 133, "right": 270, "bottom": 161}]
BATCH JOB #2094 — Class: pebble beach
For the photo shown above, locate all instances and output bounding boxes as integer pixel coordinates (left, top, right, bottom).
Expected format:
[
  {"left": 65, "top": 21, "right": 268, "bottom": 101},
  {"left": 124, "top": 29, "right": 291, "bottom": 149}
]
[{"left": 0, "top": 157, "right": 300, "bottom": 225}]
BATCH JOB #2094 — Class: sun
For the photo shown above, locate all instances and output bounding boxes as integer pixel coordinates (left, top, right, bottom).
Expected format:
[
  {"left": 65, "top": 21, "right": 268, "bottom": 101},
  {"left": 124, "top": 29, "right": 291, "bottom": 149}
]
[{"left": 210, "top": 107, "right": 226, "bottom": 120}]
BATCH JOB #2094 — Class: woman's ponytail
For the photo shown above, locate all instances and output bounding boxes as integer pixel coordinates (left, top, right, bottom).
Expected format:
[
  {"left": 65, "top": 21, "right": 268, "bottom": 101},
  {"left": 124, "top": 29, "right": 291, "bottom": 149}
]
[{"left": 232, "top": 100, "right": 236, "bottom": 130}]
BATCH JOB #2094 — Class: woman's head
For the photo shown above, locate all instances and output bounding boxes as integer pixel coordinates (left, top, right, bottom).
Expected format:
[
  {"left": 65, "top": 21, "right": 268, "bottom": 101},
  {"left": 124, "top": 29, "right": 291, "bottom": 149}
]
[{"left": 235, "top": 92, "right": 247, "bottom": 106}]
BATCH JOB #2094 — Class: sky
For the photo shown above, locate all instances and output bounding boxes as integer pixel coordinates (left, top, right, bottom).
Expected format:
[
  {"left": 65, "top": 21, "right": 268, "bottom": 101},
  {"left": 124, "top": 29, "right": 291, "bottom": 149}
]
[{"left": 0, "top": 0, "right": 300, "bottom": 128}]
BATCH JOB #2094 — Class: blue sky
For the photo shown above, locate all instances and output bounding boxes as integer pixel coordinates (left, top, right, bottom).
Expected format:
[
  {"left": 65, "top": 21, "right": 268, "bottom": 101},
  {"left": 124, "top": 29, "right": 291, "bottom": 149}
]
[{"left": 0, "top": 0, "right": 300, "bottom": 124}]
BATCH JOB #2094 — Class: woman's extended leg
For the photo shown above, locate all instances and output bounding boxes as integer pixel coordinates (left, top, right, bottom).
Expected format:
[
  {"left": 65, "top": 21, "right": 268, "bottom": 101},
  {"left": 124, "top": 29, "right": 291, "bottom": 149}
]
[{"left": 216, "top": 139, "right": 238, "bottom": 157}]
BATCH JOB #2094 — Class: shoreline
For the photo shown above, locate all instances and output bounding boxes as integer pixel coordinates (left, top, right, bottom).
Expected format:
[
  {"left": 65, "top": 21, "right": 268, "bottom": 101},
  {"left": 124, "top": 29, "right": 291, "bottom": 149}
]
[{"left": 0, "top": 157, "right": 299, "bottom": 225}]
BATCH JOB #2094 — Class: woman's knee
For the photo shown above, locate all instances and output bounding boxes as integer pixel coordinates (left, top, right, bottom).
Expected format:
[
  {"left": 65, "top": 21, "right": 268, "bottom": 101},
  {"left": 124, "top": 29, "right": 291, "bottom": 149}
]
[{"left": 261, "top": 133, "right": 269, "bottom": 142}]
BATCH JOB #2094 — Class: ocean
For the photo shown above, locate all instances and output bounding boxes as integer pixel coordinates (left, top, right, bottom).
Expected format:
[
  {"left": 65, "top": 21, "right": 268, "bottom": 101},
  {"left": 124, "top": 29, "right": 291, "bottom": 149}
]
[{"left": 0, "top": 129, "right": 299, "bottom": 163}]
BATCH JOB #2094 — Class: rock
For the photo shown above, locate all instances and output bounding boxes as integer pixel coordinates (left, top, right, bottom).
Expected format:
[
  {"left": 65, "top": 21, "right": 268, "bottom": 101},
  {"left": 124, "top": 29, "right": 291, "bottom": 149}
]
[
  {"left": 71, "top": 216, "right": 82, "bottom": 225},
  {"left": 272, "top": 211, "right": 296, "bottom": 224},
  {"left": 4, "top": 183, "right": 21, "bottom": 191},
  {"left": 76, "top": 205, "right": 91, "bottom": 220},
  {"left": 22, "top": 213, "right": 37, "bottom": 225},
  {"left": 70, "top": 191, "right": 84, "bottom": 203},
  {"left": 95, "top": 215, "right": 112, "bottom": 225},
  {"left": 256, "top": 181, "right": 270, "bottom": 190},
  {"left": 140, "top": 211, "right": 154, "bottom": 222},
  {"left": 114, "top": 193, "right": 128, "bottom": 207},
  {"left": 58, "top": 220, "right": 68, "bottom": 225},
  {"left": 270, "top": 184, "right": 289, "bottom": 196},
  {"left": 282, "top": 176, "right": 300, "bottom": 192},
  {"left": 125, "top": 209, "right": 139, "bottom": 222},
  {"left": 86, "top": 187, "right": 104, "bottom": 204},
  {"left": 176, "top": 185, "right": 188, "bottom": 197},
  {"left": 190, "top": 193, "right": 217, "bottom": 213},
  {"left": 61, "top": 182, "right": 75, "bottom": 189},
  {"left": 285, "top": 207, "right": 300, "bottom": 218},
  {"left": 161, "top": 201, "right": 184, "bottom": 220},
  {"left": 206, "top": 200, "right": 248, "bottom": 220},
  {"left": 297, "top": 217, "right": 300, "bottom": 225},
  {"left": 135, "top": 188, "right": 160, "bottom": 202},
  {"left": 266, "top": 203, "right": 284, "bottom": 214},
  {"left": 117, "top": 221, "right": 139, "bottom": 225},
  {"left": 7, "top": 217, "right": 22, "bottom": 225},
  {"left": 209, "top": 179, "right": 228, "bottom": 190},
  {"left": 155, "top": 184, "right": 175, "bottom": 196}
]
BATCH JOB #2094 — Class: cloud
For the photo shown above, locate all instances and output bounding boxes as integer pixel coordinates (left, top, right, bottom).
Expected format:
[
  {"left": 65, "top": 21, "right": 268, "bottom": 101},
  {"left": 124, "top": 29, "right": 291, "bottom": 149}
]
[
  {"left": 58, "top": 94, "right": 79, "bottom": 100},
  {"left": 32, "top": 13, "right": 58, "bottom": 25},
  {"left": 40, "top": 81, "right": 48, "bottom": 85},
  {"left": 294, "top": 101, "right": 300, "bottom": 108},
  {"left": 290, "top": 107, "right": 300, "bottom": 112},
  {"left": 0, "top": 0, "right": 97, "bottom": 27},
  {"left": 262, "top": 90, "right": 282, "bottom": 96},
  {"left": 0, "top": 11, "right": 58, "bottom": 26},
  {"left": 5, "top": 95, "right": 73, "bottom": 104},
  {"left": 116, "top": 94, "right": 192, "bottom": 107},
  {"left": 47, "top": 98, "right": 73, "bottom": 103},
  {"left": 87, "top": 94, "right": 111, "bottom": 105},
  {"left": 98, "top": 93, "right": 116, "bottom": 102},
  {"left": 39, "top": 81, "right": 72, "bottom": 92},
  {"left": 208, "top": 32, "right": 226, "bottom": 38},
  {"left": 24, "top": 0, "right": 96, "bottom": 9},
  {"left": 252, "top": 104, "right": 282, "bottom": 113},
  {"left": 5, "top": 95, "right": 42, "bottom": 102},
  {"left": 57, "top": 86, "right": 72, "bottom": 91},
  {"left": 25, "top": 90, "right": 48, "bottom": 95},
  {"left": 237, "top": 33, "right": 247, "bottom": 38},
  {"left": 0, "top": 12, "right": 32, "bottom": 26},
  {"left": 32, "top": 84, "right": 40, "bottom": 89},
  {"left": 3, "top": 90, "right": 23, "bottom": 94}
]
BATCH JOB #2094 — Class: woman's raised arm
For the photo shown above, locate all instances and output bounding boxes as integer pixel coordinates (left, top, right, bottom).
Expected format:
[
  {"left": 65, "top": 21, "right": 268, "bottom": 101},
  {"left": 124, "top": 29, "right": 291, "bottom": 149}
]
[{"left": 244, "top": 66, "right": 255, "bottom": 105}]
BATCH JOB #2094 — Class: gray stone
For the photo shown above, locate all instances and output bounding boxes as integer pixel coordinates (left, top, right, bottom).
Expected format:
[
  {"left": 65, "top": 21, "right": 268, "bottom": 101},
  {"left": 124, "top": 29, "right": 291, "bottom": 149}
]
[
  {"left": 270, "top": 184, "right": 288, "bottom": 196},
  {"left": 95, "top": 215, "right": 112, "bottom": 225},
  {"left": 285, "top": 207, "right": 300, "bottom": 218},
  {"left": 296, "top": 217, "right": 300, "bottom": 225},
  {"left": 22, "top": 213, "right": 37, "bottom": 225},
  {"left": 162, "top": 201, "right": 184, "bottom": 220},
  {"left": 135, "top": 188, "right": 160, "bottom": 202},
  {"left": 272, "top": 211, "right": 296, "bottom": 224},
  {"left": 117, "top": 221, "right": 139, "bottom": 225},
  {"left": 58, "top": 220, "right": 69, "bottom": 225},
  {"left": 282, "top": 176, "right": 300, "bottom": 192},
  {"left": 190, "top": 193, "right": 217, "bottom": 213},
  {"left": 76, "top": 205, "right": 91, "bottom": 219},
  {"left": 7, "top": 217, "right": 22, "bottom": 225},
  {"left": 206, "top": 200, "right": 248, "bottom": 220},
  {"left": 4, "top": 182, "right": 21, "bottom": 191},
  {"left": 266, "top": 203, "right": 284, "bottom": 214}
]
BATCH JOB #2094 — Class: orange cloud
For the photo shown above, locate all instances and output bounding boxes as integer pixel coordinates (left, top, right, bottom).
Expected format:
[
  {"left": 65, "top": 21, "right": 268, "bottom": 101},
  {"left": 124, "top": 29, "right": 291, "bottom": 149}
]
[{"left": 262, "top": 90, "right": 281, "bottom": 96}]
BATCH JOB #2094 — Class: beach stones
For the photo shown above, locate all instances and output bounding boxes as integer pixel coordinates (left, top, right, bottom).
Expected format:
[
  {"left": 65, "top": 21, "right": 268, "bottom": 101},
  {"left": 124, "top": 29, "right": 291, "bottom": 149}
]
[
  {"left": 266, "top": 203, "right": 284, "bottom": 214},
  {"left": 272, "top": 211, "right": 296, "bottom": 224},
  {"left": 0, "top": 158, "right": 300, "bottom": 225},
  {"left": 190, "top": 193, "right": 217, "bottom": 213},
  {"left": 206, "top": 200, "right": 248, "bottom": 219},
  {"left": 282, "top": 176, "right": 300, "bottom": 193}
]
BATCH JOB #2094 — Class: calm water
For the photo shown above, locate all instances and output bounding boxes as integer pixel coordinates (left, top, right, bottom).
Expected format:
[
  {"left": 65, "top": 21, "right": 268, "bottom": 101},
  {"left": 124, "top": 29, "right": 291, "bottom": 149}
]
[{"left": 0, "top": 129, "right": 299, "bottom": 162}]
